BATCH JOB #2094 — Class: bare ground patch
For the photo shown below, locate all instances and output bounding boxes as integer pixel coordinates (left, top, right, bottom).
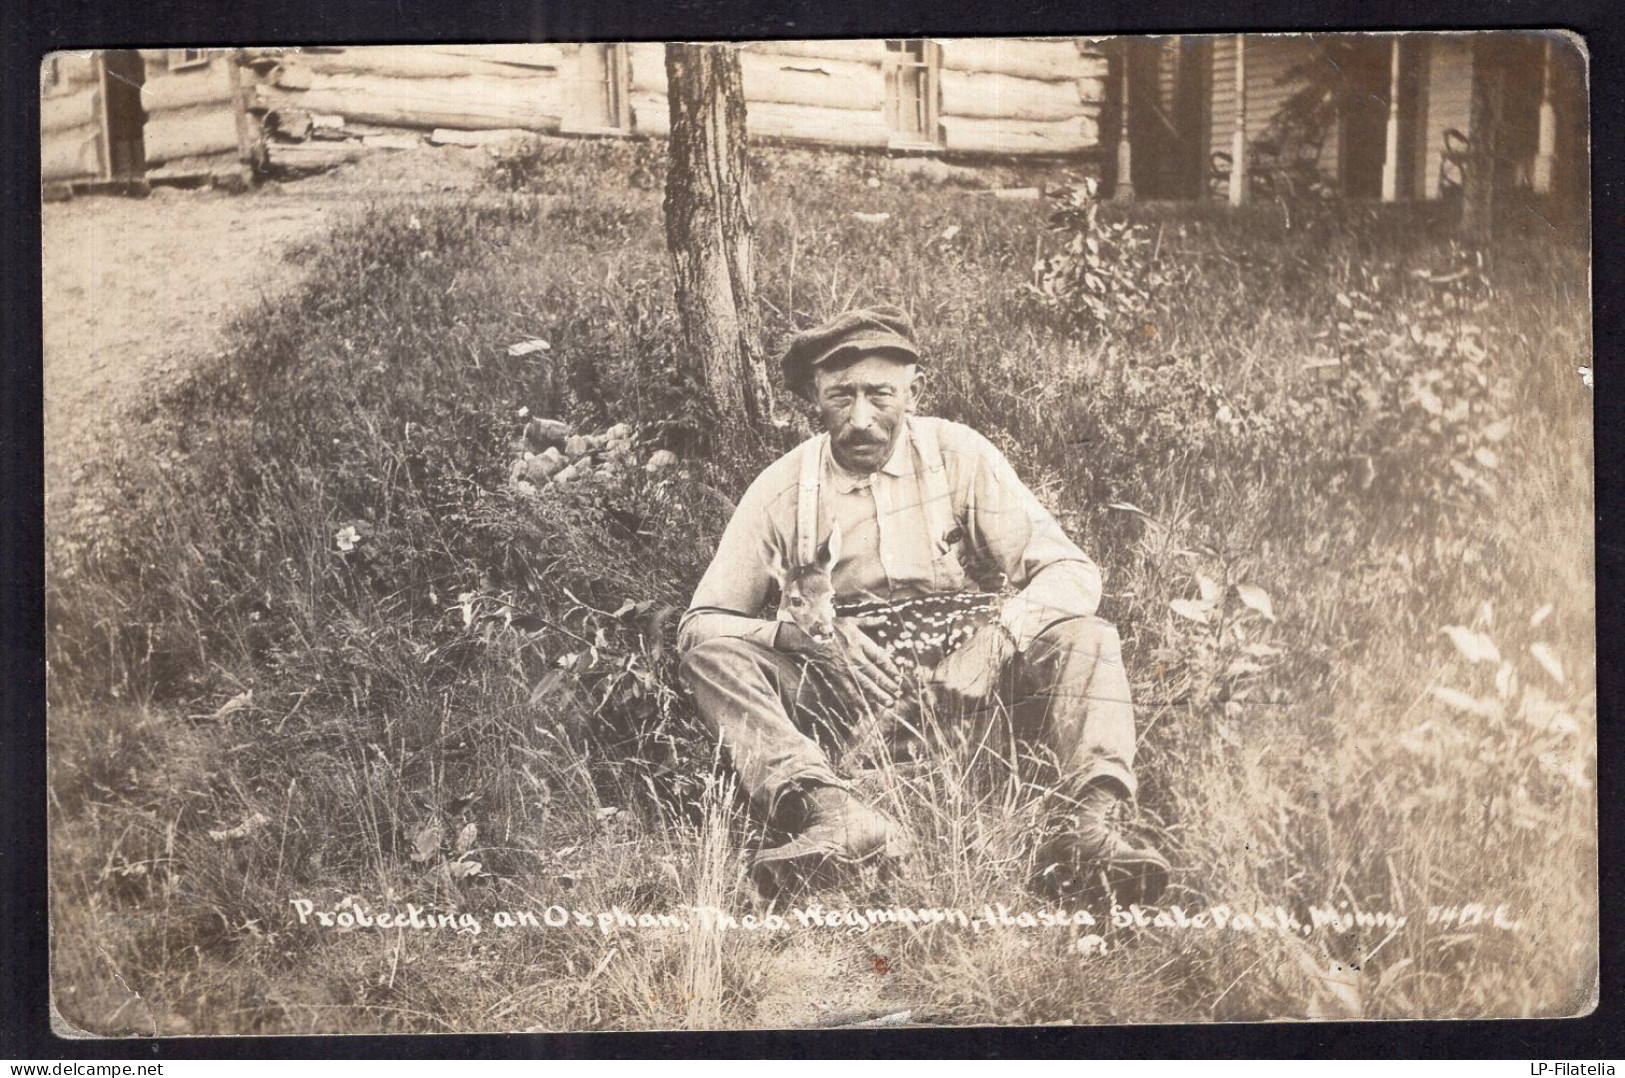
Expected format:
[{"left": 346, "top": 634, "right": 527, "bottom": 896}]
[{"left": 42, "top": 145, "right": 497, "bottom": 534}]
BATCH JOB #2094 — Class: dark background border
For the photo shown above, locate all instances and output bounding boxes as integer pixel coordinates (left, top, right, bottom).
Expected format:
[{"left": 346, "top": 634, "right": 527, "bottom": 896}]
[{"left": 4, "top": 0, "right": 1618, "bottom": 1060}]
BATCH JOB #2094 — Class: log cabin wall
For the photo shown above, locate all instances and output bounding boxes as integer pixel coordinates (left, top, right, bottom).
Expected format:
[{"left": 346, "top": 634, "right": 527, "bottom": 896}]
[
  {"left": 136, "top": 40, "right": 1105, "bottom": 165},
  {"left": 251, "top": 45, "right": 576, "bottom": 134},
  {"left": 139, "top": 49, "right": 254, "bottom": 174},
  {"left": 629, "top": 38, "right": 1108, "bottom": 155},
  {"left": 935, "top": 38, "right": 1108, "bottom": 155},
  {"left": 626, "top": 40, "right": 896, "bottom": 147},
  {"left": 41, "top": 53, "right": 107, "bottom": 182},
  {"left": 246, "top": 40, "right": 1108, "bottom": 158}
]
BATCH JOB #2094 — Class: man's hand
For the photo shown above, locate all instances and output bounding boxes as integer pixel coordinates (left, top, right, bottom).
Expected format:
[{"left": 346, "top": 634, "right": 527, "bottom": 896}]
[
  {"left": 777, "top": 617, "right": 903, "bottom": 714},
  {"left": 927, "top": 621, "right": 1017, "bottom": 714}
]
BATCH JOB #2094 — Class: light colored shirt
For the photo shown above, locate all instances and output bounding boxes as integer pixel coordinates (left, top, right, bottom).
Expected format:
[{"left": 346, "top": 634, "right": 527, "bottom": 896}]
[{"left": 678, "top": 417, "right": 1103, "bottom": 656}]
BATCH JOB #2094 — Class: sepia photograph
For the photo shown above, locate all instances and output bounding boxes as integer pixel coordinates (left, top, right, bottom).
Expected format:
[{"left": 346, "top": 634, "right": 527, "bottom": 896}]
[{"left": 41, "top": 31, "right": 1595, "bottom": 1036}]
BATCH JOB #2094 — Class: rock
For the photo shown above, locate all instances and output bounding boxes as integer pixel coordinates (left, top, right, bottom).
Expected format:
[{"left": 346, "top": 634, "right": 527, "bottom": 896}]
[
  {"left": 212, "top": 168, "right": 252, "bottom": 194},
  {"left": 553, "top": 463, "right": 580, "bottom": 485},
  {"left": 365, "top": 134, "right": 423, "bottom": 151},
  {"left": 887, "top": 156, "right": 979, "bottom": 185},
  {"left": 514, "top": 479, "right": 538, "bottom": 497},
  {"left": 645, "top": 449, "right": 678, "bottom": 474},
  {"left": 509, "top": 458, "right": 528, "bottom": 484},
  {"left": 584, "top": 433, "right": 607, "bottom": 453},
  {"left": 525, "top": 418, "right": 570, "bottom": 451},
  {"left": 605, "top": 422, "right": 634, "bottom": 441},
  {"left": 525, "top": 450, "right": 568, "bottom": 482},
  {"left": 564, "top": 435, "right": 590, "bottom": 458}
]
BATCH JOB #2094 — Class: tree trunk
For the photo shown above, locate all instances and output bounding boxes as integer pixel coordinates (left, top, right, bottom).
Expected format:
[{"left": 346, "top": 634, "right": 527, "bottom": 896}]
[
  {"left": 662, "top": 43, "right": 775, "bottom": 428},
  {"left": 1461, "top": 36, "right": 1504, "bottom": 245}
]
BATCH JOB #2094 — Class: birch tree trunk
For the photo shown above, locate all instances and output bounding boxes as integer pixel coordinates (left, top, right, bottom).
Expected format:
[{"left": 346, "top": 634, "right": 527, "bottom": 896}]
[{"left": 662, "top": 43, "right": 775, "bottom": 428}]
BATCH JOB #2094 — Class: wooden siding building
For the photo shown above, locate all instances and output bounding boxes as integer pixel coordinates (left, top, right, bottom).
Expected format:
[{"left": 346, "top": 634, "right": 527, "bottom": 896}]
[{"left": 1112, "top": 32, "right": 1586, "bottom": 207}]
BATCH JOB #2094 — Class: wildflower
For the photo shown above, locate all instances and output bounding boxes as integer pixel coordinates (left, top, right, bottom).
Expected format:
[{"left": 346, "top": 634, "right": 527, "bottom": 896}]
[
  {"left": 335, "top": 525, "right": 360, "bottom": 552},
  {"left": 1076, "top": 934, "right": 1108, "bottom": 957}
]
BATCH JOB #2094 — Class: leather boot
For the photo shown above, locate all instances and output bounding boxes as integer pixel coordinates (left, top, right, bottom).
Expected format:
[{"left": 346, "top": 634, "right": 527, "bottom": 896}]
[
  {"left": 1031, "top": 828, "right": 1170, "bottom": 907},
  {"left": 1030, "top": 782, "right": 1169, "bottom": 906},
  {"left": 750, "top": 784, "right": 913, "bottom": 899}
]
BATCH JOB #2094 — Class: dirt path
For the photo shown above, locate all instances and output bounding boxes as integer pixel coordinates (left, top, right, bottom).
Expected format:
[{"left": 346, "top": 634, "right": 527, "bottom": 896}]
[
  {"left": 41, "top": 145, "right": 496, "bottom": 532},
  {"left": 42, "top": 186, "right": 331, "bottom": 527}
]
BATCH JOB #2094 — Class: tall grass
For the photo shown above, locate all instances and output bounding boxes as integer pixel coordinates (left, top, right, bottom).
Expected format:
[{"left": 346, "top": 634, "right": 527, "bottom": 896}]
[{"left": 46, "top": 139, "right": 1594, "bottom": 1033}]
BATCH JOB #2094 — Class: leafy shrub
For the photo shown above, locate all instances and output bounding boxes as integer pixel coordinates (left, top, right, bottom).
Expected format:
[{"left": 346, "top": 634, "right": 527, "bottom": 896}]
[{"left": 1029, "top": 178, "right": 1188, "bottom": 335}]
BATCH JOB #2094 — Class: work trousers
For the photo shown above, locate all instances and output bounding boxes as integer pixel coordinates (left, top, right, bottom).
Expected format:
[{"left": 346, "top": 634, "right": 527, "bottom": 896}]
[{"left": 678, "top": 616, "right": 1138, "bottom": 818}]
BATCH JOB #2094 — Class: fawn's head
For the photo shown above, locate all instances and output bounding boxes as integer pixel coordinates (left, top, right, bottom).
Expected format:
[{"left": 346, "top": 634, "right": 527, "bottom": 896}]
[{"left": 770, "top": 525, "right": 842, "bottom": 645}]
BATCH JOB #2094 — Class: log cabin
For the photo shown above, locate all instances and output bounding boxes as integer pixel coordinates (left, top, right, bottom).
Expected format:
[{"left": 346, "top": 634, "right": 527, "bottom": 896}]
[
  {"left": 42, "top": 48, "right": 258, "bottom": 188},
  {"left": 41, "top": 51, "right": 147, "bottom": 186},
  {"left": 41, "top": 33, "right": 1584, "bottom": 213},
  {"left": 41, "top": 39, "right": 1111, "bottom": 189},
  {"left": 244, "top": 39, "right": 1112, "bottom": 159}
]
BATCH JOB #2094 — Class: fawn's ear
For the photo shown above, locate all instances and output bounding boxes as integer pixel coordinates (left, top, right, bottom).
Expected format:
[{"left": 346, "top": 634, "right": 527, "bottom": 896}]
[{"left": 817, "top": 522, "right": 842, "bottom": 570}]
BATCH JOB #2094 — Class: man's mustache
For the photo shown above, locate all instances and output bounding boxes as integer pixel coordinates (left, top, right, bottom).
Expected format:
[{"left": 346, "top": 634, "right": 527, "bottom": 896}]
[{"left": 840, "top": 435, "right": 887, "bottom": 450}]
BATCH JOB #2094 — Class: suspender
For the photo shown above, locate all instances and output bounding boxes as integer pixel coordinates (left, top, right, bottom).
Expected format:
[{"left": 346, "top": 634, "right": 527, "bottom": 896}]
[
  {"left": 793, "top": 418, "right": 959, "bottom": 579},
  {"left": 910, "top": 417, "right": 957, "bottom": 558},
  {"left": 795, "top": 432, "right": 828, "bottom": 568}
]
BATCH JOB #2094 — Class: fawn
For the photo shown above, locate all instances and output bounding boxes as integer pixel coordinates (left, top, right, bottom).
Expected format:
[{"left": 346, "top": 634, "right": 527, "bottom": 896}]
[{"left": 770, "top": 523, "right": 1001, "bottom": 729}]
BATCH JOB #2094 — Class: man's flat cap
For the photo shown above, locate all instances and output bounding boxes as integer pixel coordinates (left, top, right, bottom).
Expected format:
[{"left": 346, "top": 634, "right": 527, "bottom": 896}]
[{"left": 782, "top": 305, "right": 922, "bottom": 397}]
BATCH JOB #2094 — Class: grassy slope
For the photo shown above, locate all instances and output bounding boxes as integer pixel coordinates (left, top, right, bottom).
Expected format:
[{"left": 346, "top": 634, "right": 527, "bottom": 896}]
[{"left": 46, "top": 140, "right": 1595, "bottom": 1034}]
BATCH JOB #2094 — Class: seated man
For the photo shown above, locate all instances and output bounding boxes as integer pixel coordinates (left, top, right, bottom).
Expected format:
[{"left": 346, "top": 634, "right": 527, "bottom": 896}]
[{"left": 678, "top": 305, "right": 1168, "bottom": 905}]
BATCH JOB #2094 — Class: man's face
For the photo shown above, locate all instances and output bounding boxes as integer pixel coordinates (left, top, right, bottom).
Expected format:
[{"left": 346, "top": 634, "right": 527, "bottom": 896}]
[{"left": 812, "top": 351, "right": 924, "bottom": 474}]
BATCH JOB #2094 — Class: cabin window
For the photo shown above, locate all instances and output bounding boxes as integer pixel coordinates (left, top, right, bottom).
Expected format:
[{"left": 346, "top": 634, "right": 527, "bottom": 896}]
[
  {"left": 167, "top": 48, "right": 211, "bottom": 71},
  {"left": 884, "top": 39, "right": 941, "bottom": 146}
]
